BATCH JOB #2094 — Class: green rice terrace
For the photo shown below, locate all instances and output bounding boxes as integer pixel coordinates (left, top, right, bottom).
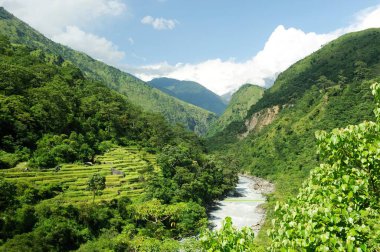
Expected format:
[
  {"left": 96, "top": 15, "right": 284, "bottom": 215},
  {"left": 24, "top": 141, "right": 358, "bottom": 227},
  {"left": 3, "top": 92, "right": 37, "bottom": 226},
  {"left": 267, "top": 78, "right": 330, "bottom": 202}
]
[{"left": 1, "top": 147, "right": 157, "bottom": 204}]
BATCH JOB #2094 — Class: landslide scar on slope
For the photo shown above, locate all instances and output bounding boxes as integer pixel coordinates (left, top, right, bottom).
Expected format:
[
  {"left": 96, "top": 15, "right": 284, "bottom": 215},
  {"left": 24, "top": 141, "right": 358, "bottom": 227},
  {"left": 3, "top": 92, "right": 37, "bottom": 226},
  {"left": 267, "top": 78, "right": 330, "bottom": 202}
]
[{"left": 239, "top": 105, "right": 280, "bottom": 139}]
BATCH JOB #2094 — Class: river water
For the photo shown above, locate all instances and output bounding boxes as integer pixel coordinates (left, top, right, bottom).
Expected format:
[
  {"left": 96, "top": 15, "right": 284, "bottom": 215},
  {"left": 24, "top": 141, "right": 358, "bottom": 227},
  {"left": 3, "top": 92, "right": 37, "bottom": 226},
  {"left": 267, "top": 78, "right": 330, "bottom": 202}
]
[{"left": 209, "top": 175, "right": 271, "bottom": 233}]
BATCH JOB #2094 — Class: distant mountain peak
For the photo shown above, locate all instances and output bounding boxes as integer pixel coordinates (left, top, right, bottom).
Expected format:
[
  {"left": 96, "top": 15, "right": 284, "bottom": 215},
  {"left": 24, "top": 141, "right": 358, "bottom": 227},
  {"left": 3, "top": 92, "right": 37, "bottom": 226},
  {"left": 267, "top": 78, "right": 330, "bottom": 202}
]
[
  {"left": 207, "top": 83, "right": 265, "bottom": 136},
  {"left": 148, "top": 77, "right": 227, "bottom": 115}
]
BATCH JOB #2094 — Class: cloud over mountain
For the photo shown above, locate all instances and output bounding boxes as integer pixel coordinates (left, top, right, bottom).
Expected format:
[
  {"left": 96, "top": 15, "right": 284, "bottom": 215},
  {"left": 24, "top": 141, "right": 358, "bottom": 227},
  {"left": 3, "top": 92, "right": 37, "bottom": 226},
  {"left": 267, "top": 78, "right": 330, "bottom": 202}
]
[
  {"left": 2, "top": 1, "right": 380, "bottom": 95},
  {"left": 52, "top": 26, "right": 125, "bottom": 64},
  {"left": 133, "top": 5, "right": 380, "bottom": 95},
  {"left": 0, "top": 0, "right": 127, "bottom": 66}
]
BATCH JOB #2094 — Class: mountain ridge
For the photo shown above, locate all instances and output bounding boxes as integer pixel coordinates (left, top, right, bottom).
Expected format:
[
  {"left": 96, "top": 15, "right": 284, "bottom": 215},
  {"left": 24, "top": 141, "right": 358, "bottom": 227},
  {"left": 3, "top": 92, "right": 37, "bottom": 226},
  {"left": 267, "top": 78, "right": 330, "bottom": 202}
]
[
  {"left": 148, "top": 77, "right": 227, "bottom": 115},
  {"left": 207, "top": 84, "right": 264, "bottom": 136},
  {"left": 0, "top": 7, "right": 216, "bottom": 135},
  {"left": 246, "top": 28, "right": 380, "bottom": 119}
]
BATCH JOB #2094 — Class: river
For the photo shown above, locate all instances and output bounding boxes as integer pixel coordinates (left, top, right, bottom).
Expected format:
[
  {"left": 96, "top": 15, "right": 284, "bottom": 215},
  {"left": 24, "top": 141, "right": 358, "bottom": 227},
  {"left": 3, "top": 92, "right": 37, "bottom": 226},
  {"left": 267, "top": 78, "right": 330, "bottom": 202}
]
[{"left": 209, "top": 175, "right": 274, "bottom": 234}]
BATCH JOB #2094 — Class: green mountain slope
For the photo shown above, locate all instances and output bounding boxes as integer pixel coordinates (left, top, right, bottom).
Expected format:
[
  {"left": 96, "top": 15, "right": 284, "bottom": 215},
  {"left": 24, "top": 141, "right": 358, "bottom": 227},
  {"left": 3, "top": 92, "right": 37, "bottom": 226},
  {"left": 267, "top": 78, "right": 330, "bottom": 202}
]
[
  {"left": 0, "top": 36, "right": 238, "bottom": 250},
  {"left": 240, "top": 29, "right": 380, "bottom": 178},
  {"left": 0, "top": 34, "right": 201, "bottom": 169},
  {"left": 246, "top": 28, "right": 380, "bottom": 118},
  {"left": 207, "top": 28, "right": 380, "bottom": 246},
  {"left": 0, "top": 7, "right": 216, "bottom": 135},
  {"left": 207, "top": 84, "right": 264, "bottom": 136},
  {"left": 148, "top": 77, "right": 227, "bottom": 115}
]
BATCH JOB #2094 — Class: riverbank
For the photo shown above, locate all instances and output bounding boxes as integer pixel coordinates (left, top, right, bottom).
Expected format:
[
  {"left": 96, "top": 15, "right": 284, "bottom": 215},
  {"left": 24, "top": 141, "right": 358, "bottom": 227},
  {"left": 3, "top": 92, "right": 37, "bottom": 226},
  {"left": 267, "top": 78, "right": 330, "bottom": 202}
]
[
  {"left": 239, "top": 173, "right": 275, "bottom": 194},
  {"left": 208, "top": 175, "right": 274, "bottom": 234}
]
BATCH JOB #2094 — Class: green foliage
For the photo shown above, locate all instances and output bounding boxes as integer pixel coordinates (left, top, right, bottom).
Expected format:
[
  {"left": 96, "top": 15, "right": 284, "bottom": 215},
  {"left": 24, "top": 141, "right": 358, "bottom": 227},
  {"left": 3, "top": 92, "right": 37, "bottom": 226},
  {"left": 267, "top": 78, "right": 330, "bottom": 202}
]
[
  {"left": 0, "top": 181, "right": 64, "bottom": 242},
  {"left": 87, "top": 173, "right": 106, "bottom": 203},
  {"left": 269, "top": 83, "right": 380, "bottom": 250},
  {"left": 147, "top": 144, "right": 238, "bottom": 206},
  {"left": 0, "top": 9, "right": 240, "bottom": 252},
  {"left": 128, "top": 199, "right": 207, "bottom": 239},
  {"left": 29, "top": 133, "right": 91, "bottom": 168},
  {"left": 97, "top": 140, "right": 116, "bottom": 153},
  {"left": 0, "top": 149, "right": 29, "bottom": 169},
  {"left": 127, "top": 236, "right": 181, "bottom": 252},
  {"left": 206, "top": 28, "right": 380, "bottom": 247},
  {"left": 76, "top": 231, "right": 118, "bottom": 252},
  {"left": 0, "top": 8, "right": 217, "bottom": 134},
  {"left": 0, "top": 34, "right": 207, "bottom": 168},
  {"left": 199, "top": 217, "right": 255, "bottom": 252},
  {"left": 1, "top": 217, "right": 88, "bottom": 252},
  {"left": 148, "top": 77, "right": 227, "bottom": 115},
  {"left": 0, "top": 178, "right": 17, "bottom": 210}
]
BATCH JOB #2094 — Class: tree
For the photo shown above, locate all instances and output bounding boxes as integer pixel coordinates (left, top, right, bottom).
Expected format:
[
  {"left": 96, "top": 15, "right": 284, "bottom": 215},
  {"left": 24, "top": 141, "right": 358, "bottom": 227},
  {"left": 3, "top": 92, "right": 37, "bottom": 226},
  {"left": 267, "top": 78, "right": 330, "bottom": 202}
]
[
  {"left": 269, "top": 82, "right": 380, "bottom": 250},
  {"left": 199, "top": 217, "right": 255, "bottom": 251},
  {"left": 0, "top": 178, "right": 17, "bottom": 210},
  {"left": 316, "top": 75, "right": 334, "bottom": 90},
  {"left": 87, "top": 173, "right": 106, "bottom": 203}
]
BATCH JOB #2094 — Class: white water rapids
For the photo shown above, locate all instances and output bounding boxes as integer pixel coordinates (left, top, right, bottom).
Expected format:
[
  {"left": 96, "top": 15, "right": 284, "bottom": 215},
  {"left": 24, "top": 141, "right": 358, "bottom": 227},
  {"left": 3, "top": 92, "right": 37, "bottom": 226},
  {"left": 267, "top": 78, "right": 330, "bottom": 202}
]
[{"left": 209, "top": 175, "right": 273, "bottom": 234}]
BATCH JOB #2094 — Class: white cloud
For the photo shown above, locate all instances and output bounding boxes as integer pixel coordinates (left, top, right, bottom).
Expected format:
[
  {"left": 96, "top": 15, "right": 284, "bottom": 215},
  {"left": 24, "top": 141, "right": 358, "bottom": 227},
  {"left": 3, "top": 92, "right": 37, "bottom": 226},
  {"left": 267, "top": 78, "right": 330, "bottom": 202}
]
[
  {"left": 133, "top": 26, "right": 336, "bottom": 95},
  {"left": 52, "top": 26, "right": 125, "bottom": 65},
  {"left": 0, "top": 0, "right": 126, "bottom": 35},
  {"left": 346, "top": 5, "right": 380, "bottom": 32},
  {"left": 2, "top": 1, "right": 380, "bottom": 94},
  {"left": 133, "top": 4, "right": 380, "bottom": 95},
  {"left": 0, "top": 0, "right": 127, "bottom": 66},
  {"left": 128, "top": 37, "right": 134, "bottom": 45},
  {"left": 141, "top": 15, "right": 177, "bottom": 30}
]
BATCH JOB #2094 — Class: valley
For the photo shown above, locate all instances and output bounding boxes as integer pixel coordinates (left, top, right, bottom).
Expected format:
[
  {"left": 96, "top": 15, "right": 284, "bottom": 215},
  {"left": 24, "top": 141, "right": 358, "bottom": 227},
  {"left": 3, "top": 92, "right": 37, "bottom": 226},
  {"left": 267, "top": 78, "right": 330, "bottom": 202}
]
[{"left": 1, "top": 3, "right": 380, "bottom": 251}]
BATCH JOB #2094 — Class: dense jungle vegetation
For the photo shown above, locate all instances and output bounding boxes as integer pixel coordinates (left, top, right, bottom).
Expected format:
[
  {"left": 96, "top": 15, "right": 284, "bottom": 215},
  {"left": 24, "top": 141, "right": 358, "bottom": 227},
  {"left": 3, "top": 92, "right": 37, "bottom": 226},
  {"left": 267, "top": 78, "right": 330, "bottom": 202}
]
[{"left": 0, "top": 35, "right": 238, "bottom": 251}]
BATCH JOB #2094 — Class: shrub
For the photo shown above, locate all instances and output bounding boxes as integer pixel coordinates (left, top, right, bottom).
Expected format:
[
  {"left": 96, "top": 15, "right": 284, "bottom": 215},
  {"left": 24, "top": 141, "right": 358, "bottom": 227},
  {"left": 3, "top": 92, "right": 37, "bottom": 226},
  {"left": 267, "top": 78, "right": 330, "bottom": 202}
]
[
  {"left": 269, "top": 83, "right": 380, "bottom": 250},
  {"left": 199, "top": 217, "right": 255, "bottom": 251}
]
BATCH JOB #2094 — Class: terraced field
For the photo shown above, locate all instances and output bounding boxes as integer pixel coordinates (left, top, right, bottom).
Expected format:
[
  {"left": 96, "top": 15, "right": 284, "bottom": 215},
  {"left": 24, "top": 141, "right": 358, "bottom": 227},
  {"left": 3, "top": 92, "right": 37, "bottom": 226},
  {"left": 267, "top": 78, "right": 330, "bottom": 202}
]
[{"left": 1, "top": 147, "right": 158, "bottom": 204}]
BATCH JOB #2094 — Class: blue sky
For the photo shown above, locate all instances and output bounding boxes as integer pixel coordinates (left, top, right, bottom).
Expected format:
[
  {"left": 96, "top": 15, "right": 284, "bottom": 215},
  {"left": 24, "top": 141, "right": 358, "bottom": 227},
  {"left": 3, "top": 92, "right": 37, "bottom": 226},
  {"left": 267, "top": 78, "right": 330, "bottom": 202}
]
[
  {"left": 1, "top": 0, "right": 380, "bottom": 94},
  {"left": 113, "top": 0, "right": 380, "bottom": 64}
]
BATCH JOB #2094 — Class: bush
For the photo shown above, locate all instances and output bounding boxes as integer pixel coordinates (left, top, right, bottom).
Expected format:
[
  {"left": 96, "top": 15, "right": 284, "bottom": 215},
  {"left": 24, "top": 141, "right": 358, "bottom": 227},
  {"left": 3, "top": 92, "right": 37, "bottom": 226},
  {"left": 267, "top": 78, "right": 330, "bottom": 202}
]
[
  {"left": 0, "top": 151, "right": 20, "bottom": 168},
  {"left": 0, "top": 179, "right": 17, "bottom": 210},
  {"left": 269, "top": 82, "right": 380, "bottom": 250},
  {"left": 29, "top": 133, "right": 95, "bottom": 168},
  {"left": 199, "top": 217, "right": 255, "bottom": 251}
]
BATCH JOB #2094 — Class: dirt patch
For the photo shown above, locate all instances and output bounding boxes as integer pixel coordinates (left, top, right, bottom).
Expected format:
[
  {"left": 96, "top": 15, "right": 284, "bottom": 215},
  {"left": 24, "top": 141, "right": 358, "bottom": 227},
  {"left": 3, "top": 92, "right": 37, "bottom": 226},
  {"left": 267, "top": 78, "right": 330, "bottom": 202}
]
[{"left": 239, "top": 105, "right": 280, "bottom": 139}]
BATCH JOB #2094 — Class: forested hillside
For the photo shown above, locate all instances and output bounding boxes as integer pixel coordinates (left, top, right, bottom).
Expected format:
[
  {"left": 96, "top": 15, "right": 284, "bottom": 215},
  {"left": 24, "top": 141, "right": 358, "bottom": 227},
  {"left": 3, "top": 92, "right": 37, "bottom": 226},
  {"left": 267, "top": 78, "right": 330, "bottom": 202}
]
[
  {"left": 270, "top": 84, "right": 380, "bottom": 249},
  {"left": 148, "top": 77, "right": 227, "bottom": 115},
  {"left": 247, "top": 28, "right": 380, "bottom": 117},
  {"left": 0, "top": 7, "right": 216, "bottom": 135},
  {"left": 241, "top": 28, "right": 379, "bottom": 184},
  {"left": 0, "top": 34, "right": 238, "bottom": 251},
  {"left": 0, "top": 34, "right": 178, "bottom": 169},
  {"left": 207, "top": 84, "right": 264, "bottom": 136},
  {"left": 206, "top": 28, "right": 380, "bottom": 246}
]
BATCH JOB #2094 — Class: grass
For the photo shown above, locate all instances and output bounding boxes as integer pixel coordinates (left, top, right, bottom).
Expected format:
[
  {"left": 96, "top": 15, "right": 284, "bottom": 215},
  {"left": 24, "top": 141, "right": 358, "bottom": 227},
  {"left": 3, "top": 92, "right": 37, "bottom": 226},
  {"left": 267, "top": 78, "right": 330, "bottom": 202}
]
[{"left": 2, "top": 146, "right": 158, "bottom": 204}]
